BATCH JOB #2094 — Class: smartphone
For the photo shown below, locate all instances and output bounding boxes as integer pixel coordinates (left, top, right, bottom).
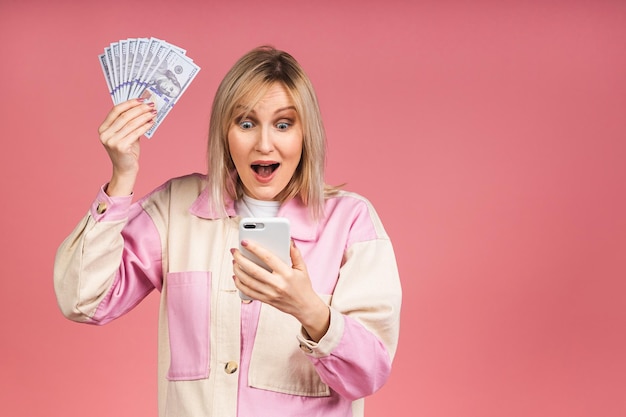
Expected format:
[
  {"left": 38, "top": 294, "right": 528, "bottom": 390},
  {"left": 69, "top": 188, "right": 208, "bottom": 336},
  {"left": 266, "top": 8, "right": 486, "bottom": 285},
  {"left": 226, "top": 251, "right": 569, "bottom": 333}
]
[{"left": 238, "top": 217, "right": 291, "bottom": 300}]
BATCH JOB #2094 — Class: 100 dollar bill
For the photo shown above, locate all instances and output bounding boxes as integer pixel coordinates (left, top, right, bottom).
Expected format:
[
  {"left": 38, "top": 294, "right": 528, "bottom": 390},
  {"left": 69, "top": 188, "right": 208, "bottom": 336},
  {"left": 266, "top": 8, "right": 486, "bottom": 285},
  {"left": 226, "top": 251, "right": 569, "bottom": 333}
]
[{"left": 98, "top": 37, "right": 200, "bottom": 137}]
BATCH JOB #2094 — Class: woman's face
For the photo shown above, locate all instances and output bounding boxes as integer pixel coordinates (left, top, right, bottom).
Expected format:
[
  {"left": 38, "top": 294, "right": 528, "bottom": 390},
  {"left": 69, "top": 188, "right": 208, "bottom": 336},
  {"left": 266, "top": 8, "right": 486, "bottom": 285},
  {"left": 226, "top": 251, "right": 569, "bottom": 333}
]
[{"left": 228, "top": 83, "right": 303, "bottom": 201}]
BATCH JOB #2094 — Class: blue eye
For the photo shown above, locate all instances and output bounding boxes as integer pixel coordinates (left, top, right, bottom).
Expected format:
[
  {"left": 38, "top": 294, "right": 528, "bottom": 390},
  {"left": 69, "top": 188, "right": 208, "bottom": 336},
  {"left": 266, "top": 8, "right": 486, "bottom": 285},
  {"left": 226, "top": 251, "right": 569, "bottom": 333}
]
[
  {"left": 240, "top": 121, "right": 254, "bottom": 129},
  {"left": 276, "top": 122, "right": 290, "bottom": 130}
]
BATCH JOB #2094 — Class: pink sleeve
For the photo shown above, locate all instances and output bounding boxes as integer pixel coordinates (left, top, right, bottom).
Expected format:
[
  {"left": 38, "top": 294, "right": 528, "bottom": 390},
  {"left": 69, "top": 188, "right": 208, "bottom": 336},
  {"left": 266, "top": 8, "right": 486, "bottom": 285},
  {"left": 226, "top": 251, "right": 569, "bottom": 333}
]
[
  {"left": 54, "top": 185, "right": 163, "bottom": 325},
  {"left": 91, "top": 200, "right": 163, "bottom": 324},
  {"left": 309, "top": 312, "right": 392, "bottom": 400},
  {"left": 295, "top": 198, "right": 401, "bottom": 400}
]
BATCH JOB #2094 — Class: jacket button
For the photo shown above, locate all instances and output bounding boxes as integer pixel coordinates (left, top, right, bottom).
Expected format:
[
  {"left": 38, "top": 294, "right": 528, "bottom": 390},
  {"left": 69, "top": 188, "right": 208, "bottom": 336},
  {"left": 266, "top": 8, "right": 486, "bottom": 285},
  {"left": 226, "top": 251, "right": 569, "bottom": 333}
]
[
  {"left": 224, "top": 361, "right": 238, "bottom": 374},
  {"left": 299, "top": 343, "right": 313, "bottom": 354},
  {"left": 96, "top": 202, "right": 107, "bottom": 214}
]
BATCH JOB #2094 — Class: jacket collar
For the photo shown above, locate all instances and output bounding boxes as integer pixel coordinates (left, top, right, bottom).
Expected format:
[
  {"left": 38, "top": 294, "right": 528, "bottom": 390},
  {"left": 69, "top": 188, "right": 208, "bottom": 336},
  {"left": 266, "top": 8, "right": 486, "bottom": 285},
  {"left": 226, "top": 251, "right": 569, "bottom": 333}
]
[
  {"left": 188, "top": 186, "right": 238, "bottom": 219},
  {"left": 188, "top": 186, "right": 319, "bottom": 241}
]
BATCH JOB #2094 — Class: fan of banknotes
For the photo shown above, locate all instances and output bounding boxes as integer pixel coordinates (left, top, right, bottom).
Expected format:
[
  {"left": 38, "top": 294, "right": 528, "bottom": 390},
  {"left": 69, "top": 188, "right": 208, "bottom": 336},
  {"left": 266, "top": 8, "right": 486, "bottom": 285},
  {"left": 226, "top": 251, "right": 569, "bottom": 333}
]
[{"left": 99, "top": 37, "right": 200, "bottom": 138}]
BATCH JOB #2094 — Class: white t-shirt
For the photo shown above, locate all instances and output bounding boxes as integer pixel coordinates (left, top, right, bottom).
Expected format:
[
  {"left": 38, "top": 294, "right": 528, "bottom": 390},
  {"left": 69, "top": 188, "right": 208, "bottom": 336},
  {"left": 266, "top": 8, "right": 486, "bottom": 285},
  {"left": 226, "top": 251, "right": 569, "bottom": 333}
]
[{"left": 235, "top": 194, "right": 281, "bottom": 218}]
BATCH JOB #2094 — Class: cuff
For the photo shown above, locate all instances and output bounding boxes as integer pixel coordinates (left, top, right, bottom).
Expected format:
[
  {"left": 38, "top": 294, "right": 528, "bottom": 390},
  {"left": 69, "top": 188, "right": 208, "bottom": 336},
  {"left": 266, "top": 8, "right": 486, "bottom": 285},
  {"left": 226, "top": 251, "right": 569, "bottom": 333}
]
[
  {"left": 297, "top": 307, "right": 345, "bottom": 358},
  {"left": 90, "top": 184, "right": 134, "bottom": 222}
]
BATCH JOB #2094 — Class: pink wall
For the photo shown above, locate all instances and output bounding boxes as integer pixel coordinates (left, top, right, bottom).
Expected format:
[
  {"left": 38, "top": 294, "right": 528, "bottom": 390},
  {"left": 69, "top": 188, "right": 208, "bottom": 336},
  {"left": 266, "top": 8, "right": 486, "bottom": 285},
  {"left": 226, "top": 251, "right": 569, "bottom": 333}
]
[{"left": 1, "top": 0, "right": 625, "bottom": 416}]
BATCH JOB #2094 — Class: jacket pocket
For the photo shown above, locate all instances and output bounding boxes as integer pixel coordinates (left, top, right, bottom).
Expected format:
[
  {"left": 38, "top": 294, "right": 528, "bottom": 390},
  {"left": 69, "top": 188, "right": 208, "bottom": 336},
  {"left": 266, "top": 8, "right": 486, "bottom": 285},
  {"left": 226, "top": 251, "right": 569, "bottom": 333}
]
[
  {"left": 165, "top": 271, "right": 211, "bottom": 381},
  {"left": 247, "top": 295, "right": 332, "bottom": 397}
]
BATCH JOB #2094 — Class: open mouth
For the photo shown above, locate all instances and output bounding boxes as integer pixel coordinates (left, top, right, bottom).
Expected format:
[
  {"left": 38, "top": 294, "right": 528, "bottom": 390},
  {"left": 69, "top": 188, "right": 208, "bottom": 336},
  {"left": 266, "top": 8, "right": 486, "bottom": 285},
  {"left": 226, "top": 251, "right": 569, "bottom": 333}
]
[{"left": 252, "top": 163, "right": 280, "bottom": 178}]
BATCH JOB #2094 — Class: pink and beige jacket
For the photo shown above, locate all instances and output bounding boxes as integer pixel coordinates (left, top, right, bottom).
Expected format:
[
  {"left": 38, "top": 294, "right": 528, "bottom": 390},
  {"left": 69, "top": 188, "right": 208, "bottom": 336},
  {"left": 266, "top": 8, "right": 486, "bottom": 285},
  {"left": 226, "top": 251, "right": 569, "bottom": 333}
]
[{"left": 54, "top": 173, "right": 402, "bottom": 417}]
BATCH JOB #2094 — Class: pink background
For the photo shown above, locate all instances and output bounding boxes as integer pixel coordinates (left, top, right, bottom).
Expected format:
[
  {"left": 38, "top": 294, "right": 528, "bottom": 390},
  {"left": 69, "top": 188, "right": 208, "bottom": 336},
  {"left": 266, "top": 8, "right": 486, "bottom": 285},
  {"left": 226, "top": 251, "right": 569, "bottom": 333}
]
[{"left": 1, "top": 0, "right": 625, "bottom": 416}]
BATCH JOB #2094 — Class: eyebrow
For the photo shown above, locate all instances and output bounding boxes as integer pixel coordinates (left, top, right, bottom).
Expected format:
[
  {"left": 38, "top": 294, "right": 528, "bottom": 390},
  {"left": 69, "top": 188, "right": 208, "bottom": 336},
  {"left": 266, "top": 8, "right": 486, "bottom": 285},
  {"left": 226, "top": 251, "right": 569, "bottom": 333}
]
[
  {"left": 273, "top": 106, "right": 297, "bottom": 114},
  {"left": 236, "top": 105, "right": 297, "bottom": 116}
]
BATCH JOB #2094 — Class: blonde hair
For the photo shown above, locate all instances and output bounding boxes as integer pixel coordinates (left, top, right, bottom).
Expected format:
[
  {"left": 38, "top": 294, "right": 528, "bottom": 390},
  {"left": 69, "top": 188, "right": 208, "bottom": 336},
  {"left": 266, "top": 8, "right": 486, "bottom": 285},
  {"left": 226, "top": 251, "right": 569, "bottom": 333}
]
[{"left": 207, "top": 46, "right": 333, "bottom": 218}]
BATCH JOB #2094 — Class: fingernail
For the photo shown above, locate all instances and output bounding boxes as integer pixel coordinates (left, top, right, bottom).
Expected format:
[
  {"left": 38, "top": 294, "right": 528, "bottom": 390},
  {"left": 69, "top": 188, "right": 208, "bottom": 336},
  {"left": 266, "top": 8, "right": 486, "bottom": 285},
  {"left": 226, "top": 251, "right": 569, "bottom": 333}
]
[
  {"left": 230, "top": 248, "right": 235, "bottom": 254},
  {"left": 241, "top": 240, "right": 249, "bottom": 247}
]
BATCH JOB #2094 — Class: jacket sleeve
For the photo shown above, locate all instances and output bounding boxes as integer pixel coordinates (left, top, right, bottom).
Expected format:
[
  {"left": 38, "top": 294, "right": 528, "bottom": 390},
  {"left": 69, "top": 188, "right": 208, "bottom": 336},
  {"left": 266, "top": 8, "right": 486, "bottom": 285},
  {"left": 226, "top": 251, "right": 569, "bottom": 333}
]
[
  {"left": 53, "top": 185, "right": 164, "bottom": 325},
  {"left": 297, "top": 201, "right": 402, "bottom": 400}
]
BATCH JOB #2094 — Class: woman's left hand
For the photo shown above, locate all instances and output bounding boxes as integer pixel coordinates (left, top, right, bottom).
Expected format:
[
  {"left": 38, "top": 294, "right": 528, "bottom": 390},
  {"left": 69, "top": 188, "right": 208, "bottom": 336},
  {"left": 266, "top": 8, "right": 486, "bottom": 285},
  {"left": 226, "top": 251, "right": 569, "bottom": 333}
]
[{"left": 231, "top": 240, "right": 330, "bottom": 342}]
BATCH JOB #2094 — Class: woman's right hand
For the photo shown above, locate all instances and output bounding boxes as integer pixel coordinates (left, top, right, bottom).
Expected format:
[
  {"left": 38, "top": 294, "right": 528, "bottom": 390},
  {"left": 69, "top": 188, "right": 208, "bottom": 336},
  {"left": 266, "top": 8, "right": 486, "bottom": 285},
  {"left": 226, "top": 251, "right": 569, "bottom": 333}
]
[{"left": 98, "top": 99, "right": 156, "bottom": 196}]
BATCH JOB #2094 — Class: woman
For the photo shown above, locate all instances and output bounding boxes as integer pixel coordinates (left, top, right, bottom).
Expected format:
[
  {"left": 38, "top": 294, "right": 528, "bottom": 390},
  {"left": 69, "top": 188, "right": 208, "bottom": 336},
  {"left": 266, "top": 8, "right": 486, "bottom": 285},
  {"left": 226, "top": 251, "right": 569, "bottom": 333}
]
[{"left": 54, "top": 46, "right": 402, "bottom": 417}]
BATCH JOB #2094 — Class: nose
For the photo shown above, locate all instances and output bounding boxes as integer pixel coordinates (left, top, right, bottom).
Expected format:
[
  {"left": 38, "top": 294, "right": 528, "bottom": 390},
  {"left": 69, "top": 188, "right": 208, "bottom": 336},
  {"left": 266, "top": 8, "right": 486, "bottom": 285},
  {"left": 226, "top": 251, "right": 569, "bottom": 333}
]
[{"left": 255, "top": 125, "right": 274, "bottom": 154}]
